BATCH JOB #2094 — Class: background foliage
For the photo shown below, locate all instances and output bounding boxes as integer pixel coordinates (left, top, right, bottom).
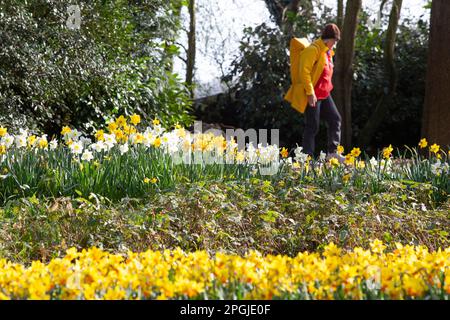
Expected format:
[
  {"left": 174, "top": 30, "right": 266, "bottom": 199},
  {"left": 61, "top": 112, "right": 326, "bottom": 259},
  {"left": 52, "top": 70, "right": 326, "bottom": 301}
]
[{"left": 0, "top": 0, "right": 193, "bottom": 136}]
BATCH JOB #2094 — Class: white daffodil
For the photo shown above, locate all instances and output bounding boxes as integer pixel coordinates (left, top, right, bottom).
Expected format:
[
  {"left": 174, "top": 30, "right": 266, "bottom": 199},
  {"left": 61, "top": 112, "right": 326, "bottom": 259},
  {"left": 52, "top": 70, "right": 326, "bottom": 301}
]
[
  {"left": 119, "top": 143, "right": 129, "bottom": 155},
  {"left": 431, "top": 160, "right": 442, "bottom": 175},
  {"left": 15, "top": 134, "right": 27, "bottom": 148},
  {"left": 1, "top": 134, "right": 14, "bottom": 148},
  {"left": 369, "top": 157, "right": 378, "bottom": 168},
  {"left": 319, "top": 151, "right": 326, "bottom": 162},
  {"left": 49, "top": 139, "right": 58, "bottom": 150},
  {"left": 81, "top": 150, "right": 94, "bottom": 162},
  {"left": 69, "top": 141, "right": 83, "bottom": 155},
  {"left": 246, "top": 142, "right": 258, "bottom": 164}
]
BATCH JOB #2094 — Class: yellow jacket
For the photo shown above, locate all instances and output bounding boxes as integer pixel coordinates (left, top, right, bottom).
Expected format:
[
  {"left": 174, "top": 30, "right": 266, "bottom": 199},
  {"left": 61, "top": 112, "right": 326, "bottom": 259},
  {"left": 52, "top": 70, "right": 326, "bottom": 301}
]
[{"left": 284, "top": 38, "right": 334, "bottom": 113}]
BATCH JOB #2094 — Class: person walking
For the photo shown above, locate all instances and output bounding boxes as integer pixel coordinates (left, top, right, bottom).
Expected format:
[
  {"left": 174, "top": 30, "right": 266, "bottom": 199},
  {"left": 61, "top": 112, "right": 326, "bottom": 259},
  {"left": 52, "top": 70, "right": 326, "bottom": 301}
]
[{"left": 285, "top": 23, "right": 344, "bottom": 162}]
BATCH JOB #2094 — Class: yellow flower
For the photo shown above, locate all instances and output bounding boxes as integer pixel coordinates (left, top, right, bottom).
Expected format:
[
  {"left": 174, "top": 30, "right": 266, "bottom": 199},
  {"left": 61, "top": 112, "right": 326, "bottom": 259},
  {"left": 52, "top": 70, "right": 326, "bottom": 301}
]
[
  {"left": 130, "top": 114, "right": 141, "bottom": 126},
  {"left": 115, "top": 115, "right": 127, "bottom": 128},
  {"left": 150, "top": 177, "right": 158, "bottom": 184},
  {"left": 344, "top": 154, "right": 355, "bottom": 166},
  {"left": 429, "top": 143, "right": 440, "bottom": 154},
  {"left": 280, "top": 147, "right": 289, "bottom": 158},
  {"left": 0, "top": 126, "right": 7, "bottom": 137},
  {"left": 370, "top": 239, "right": 386, "bottom": 254},
  {"left": 38, "top": 138, "right": 48, "bottom": 149},
  {"left": 342, "top": 173, "right": 351, "bottom": 183},
  {"left": 27, "top": 135, "right": 37, "bottom": 147},
  {"left": 329, "top": 157, "right": 339, "bottom": 167},
  {"left": 152, "top": 118, "right": 160, "bottom": 126},
  {"left": 143, "top": 177, "right": 150, "bottom": 184},
  {"left": 134, "top": 133, "right": 144, "bottom": 144},
  {"left": 61, "top": 126, "right": 71, "bottom": 136},
  {"left": 153, "top": 137, "right": 161, "bottom": 148},
  {"left": 356, "top": 160, "right": 365, "bottom": 169},
  {"left": 236, "top": 151, "right": 245, "bottom": 162},
  {"left": 383, "top": 144, "right": 394, "bottom": 159},
  {"left": 108, "top": 121, "right": 118, "bottom": 132},
  {"left": 292, "top": 161, "right": 301, "bottom": 169},
  {"left": 175, "top": 123, "right": 182, "bottom": 129},
  {"left": 113, "top": 129, "right": 125, "bottom": 142},
  {"left": 418, "top": 138, "right": 428, "bottom": 149},
  {"left": 0, "top": 145, "right": 6, "bottom": 155},
  {"left": 350, "top": 147, "right": 361, "bottom": 158},
  {"left": 337, "top": 145, "right": 344, "bottom": 155},
  {"left": 95, "top": 130, "right": 105, "bottom": 141}
]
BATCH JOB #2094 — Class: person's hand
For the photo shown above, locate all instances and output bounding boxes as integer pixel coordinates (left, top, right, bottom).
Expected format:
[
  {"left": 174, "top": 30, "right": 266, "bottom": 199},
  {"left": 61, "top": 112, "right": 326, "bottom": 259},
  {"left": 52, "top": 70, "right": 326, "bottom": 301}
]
[{"left": 308, "top": 94, "right": 317, "bottom": 107}]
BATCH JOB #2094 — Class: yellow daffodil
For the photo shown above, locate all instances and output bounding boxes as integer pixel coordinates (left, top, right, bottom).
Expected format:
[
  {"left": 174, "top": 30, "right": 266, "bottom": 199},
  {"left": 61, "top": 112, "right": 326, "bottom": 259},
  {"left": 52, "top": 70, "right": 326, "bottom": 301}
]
[
  {"left": 344, "top": 154, "right": 355, "bottom": 166},
  {"left": 342, "top": 173, "right": 351, "bottom": 183},
  {"left": 418, "top": 138, "right": 428, "bottom": 149},
  {"left": 0, "top": 126, "right": 7, "bottom": 137},
  {"left": 95, "top": 129, "right": 105, "bottom": 141},
  {"left": 329, "top": 157, "right": 339, "bottom": 167},
  {"left": 130, "top": 114, "right": 141, "bottom": 126},
  {"left": 108, "top": 121, "right": 118, "bottom": 132},
  {"left": 429, "top": 143, "right": 440, "bottom": 154},
  {"left": 337, "top": 145, "right": 344, "bottom": 155},
  {"left": 61, "top": 126, "right": 71, "bottom": 136},
  {"left": 115, "top": 115, "right": 127, "bottom": 128},
  {"left": 280, "top": 147, "right": 289, "bottom": 158},
  {"left": 350, "top": 147, "right": 361, "bottom": 158},
  {"left": 383, "top": 144, "right": 394, "bottom": 159}
]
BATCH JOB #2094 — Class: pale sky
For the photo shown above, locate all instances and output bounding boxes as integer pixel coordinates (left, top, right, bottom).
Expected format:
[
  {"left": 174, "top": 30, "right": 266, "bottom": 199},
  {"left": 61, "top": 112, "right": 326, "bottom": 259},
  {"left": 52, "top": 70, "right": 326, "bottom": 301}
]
[{"left": 173, "top": 0, "right": 429, "bottom": 97}]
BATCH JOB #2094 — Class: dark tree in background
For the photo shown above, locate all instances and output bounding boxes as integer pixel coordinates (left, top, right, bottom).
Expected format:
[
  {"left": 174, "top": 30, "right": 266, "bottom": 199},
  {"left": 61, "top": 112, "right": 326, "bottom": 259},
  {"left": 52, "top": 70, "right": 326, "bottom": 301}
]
[
  {"left": 422, "top": 0, "right": 450, "bottom": 147},
  {"left": 332, "top": 0, "right": 361, "bottom": 149}
]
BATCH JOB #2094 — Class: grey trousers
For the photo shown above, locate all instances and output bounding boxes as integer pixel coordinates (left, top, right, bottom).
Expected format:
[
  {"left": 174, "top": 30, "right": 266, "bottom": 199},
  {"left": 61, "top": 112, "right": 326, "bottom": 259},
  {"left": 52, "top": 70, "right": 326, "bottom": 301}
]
[{"left": 302, "top": 95, "right": 342, "bottom": 156}]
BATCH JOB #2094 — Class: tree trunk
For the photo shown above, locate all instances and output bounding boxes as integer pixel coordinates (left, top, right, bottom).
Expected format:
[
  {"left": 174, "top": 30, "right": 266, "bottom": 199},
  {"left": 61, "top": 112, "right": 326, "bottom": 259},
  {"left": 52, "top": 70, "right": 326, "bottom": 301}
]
[
  {"left": 263, "top": 0, "right": 286, "bottom": 27},
  {"left": 422, "top": 0, "right": 450, "bottom": 147},
  {"left": 282, "top": 0, "right": 300, "bottom": 38},
  {"left": 358, "top": 0, "right": 403, "bottom": 148},
  {"left": 337, "top": 0, "right": 344, "bottom": 30},
  {"left": 186, "top": 0, "right": 196, "bottom": 98},
  {"left": 332, "top": 0, "right": 361, "bottom": 150},
  {"left": 263, "top": 1, "right": 312, "bottom": 31}
]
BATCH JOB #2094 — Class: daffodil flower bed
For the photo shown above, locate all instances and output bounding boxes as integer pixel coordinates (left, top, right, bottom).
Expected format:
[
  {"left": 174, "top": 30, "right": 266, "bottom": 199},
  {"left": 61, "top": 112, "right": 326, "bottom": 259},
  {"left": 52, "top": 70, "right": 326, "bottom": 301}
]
[
  {"left": 0, "top": 241, "right": 449, "bottom": 300},
  {"left": 0, "top": 115, "right": 448, "bottom": 203}
]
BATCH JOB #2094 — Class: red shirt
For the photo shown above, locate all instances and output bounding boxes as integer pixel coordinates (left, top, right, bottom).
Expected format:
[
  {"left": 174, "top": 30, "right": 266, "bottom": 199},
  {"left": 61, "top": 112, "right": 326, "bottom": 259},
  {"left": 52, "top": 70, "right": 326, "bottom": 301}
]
[{"left": 314, "top": 50, "right": 334, "bottom": 100}]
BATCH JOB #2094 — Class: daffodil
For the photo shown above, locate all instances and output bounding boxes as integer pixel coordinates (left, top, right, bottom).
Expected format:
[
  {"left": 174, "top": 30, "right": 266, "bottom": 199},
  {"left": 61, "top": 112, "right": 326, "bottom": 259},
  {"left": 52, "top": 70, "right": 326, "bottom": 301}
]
[
  {"left": 130, "top": 114, "right": 141, "bottom": 126},
  {"left": 280, "top": 147, "right": 289, "bottom": 158},
  {"left": 383, "top": 144, "right": 394, "bottom": 159},
  {"left": 418, "top": 138, "right": 428, "bottom": 149},
  {"left": 0, "top": 126, "right": 7, "bottom": 137},
  {"left": 350, "top": 147, "right": 361, "bottom": 158},
  {"left": 430, "top": 143, "right": 440, "bottom": 154},
  {"left": 61, "top": 126, "right": 71, "bottom": 136}
]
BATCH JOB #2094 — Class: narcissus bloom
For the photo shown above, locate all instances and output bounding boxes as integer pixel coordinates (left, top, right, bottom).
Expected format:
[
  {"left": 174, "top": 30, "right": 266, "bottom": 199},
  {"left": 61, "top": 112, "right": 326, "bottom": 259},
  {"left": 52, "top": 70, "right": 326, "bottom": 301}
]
[
  {"left": 130, "top": 114, "right": 141, "bottom": 126},
  {"left": 430, "top": 143, "right": 440, "bottom": 154},
  {"left": 418, "top": 138, "right": 427, "bottom": 149},
  {"left": 350, "top": 147, "right": 361, "bottom": 158},
  {"left": 0, "top": 126, "right": 7, "bottom": 137},
  {"left": 383, "top": 144, "right": 394, "bottom": 159}
]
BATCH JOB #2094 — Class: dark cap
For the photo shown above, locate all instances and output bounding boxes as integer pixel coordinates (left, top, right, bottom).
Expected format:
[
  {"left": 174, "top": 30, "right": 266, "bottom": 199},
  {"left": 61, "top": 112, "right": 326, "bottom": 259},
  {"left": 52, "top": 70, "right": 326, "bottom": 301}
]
[{"left": 321, "top": 24, "right": 341, "bottom": 41}]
